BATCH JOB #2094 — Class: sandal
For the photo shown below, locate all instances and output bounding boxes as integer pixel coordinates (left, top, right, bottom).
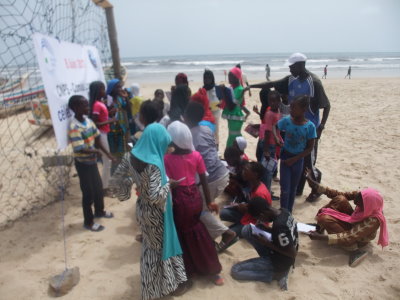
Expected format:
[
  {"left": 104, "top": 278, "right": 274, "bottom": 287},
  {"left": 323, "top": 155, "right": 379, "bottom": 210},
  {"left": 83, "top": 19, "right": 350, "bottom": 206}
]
[
  {"left": 216, "top": 236, "right": 239, "bottom": 253},
  {"left": 305, "top": 193, "right": 322, "bottom": 203},
  {"left": 212, "top": 274, "right": 224, "bottom": 286},
  {"left": 95, "top": 211, "right": 114, "bottom": 218},
  {"left": 84, "top": 223, "right": 105, "bottom": 232}
]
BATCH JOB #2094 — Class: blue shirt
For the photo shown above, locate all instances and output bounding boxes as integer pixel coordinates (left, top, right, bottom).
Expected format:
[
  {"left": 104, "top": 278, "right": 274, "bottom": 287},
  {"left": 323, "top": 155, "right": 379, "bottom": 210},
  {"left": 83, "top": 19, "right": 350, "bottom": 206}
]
[{"left": 277, "top": 116, "right": 317, "bottom": 155}]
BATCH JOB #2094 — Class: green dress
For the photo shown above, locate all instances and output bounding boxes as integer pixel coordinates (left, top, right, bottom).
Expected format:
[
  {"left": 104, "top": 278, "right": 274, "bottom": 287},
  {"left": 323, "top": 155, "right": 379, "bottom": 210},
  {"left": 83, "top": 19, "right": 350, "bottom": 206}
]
[{"left": 222, "top": 86, "right": 246, "bottom": 147}]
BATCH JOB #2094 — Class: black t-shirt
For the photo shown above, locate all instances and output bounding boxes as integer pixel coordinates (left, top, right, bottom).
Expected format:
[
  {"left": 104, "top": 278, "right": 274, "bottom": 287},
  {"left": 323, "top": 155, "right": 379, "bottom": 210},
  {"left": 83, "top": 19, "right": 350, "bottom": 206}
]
[{"left": 270, "top": 209, "right": 298, "bottom": 273}]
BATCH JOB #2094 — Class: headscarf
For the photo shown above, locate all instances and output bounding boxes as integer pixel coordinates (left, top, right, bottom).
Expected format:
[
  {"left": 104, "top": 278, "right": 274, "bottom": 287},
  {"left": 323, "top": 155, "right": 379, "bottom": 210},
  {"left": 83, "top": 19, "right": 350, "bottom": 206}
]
[
  {"left": 203, "top": 69, "right": 215, "bottom": 91},
  {"left": 167, "top": 121, "right": 194, "bottom": 151},
  {"left": 318, "top": 188, "right": 389, "bottom": 248},
  {"left": 190, "top": 88, "right": 215, "bottom": 123},
  {"left": 131, "top": 123, "right": 183, "bottom": 259},
  {"left": 168, "top": 85, "right": 190, "bottom": 122},
  {"left": 230, "top": 67, "right": 243, "bottom": 88},
  {"left": 235, "top": 136, "right": 247, "bottom": 152},
  {"left": 130, "top": 83, "right": 141, "bottom": 97},
  {"left": 106, "top": 78, "right": 120, "bottom": 96},
  {"left": 175, "top": 73, "right": 188, "bottom": 86}
]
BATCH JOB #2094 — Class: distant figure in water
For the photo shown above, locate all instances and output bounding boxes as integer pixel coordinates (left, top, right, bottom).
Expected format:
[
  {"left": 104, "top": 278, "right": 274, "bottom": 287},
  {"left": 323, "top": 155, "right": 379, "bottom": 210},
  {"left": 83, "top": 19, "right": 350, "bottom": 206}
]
[
  {"left": 322, "top": 65, "right": 328, "bottom": 79},
  {"left": 345, "top": 66, "right": 351, "bottom": 79}
]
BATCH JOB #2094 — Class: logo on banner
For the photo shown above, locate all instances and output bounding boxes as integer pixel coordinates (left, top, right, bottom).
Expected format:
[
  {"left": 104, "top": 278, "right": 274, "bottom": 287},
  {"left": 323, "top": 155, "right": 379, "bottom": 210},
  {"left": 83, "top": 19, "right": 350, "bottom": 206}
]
[
  {"left": 40, "top": 38, "right": 56, "bottom": 73},
  {"left": 88, "top": 49, "right": 98, "bottom": 69}
]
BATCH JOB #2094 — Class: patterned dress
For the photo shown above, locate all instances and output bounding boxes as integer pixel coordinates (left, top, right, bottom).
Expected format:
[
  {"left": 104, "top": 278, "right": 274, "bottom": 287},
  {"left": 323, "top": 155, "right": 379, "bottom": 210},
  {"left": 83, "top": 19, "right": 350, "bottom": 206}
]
[{"left": 111, "top": 152, "right": 187, "bottom": 300}]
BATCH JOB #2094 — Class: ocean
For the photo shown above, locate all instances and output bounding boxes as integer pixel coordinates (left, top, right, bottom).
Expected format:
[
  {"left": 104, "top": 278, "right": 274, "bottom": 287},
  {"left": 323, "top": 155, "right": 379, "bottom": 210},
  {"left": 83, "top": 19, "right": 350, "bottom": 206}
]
[{"left": 121, "top": 52, "right": 400, "bottom": 84}]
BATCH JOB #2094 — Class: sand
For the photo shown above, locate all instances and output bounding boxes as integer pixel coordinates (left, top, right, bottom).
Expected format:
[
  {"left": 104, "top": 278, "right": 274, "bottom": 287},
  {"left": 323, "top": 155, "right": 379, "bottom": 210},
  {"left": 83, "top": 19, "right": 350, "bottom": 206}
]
[{"left": 0, "top": 78, "right": 399, "bottom": 300}]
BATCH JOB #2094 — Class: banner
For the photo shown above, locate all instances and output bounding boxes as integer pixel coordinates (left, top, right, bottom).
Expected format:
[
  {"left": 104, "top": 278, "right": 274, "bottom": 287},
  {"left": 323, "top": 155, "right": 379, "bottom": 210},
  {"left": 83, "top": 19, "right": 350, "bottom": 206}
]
[{"left": 33, "top": 33, "right": 105, "bottom": 149}]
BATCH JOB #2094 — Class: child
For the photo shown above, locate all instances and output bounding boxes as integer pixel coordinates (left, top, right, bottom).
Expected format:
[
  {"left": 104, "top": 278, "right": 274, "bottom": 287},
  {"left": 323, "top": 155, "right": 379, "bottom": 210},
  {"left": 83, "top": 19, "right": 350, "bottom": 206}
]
[
  {"left": 220, "top": 161, "right": 272, "bottom": 237},
  {"left": 273, "top": 95, "right": 316, "bottom": 212},
  {"left": 222, "top": 67, "right": 250, "bottom": 147},
  {"left": 68, "top": 95, "right": 115, "bottom": 231},
  {"left": 233, "top": 136, "right": 249, "bottom": 160},
  {"left": 164, "top": 121, "right": 224, "bottom": 285},
  {"left": 259, "top": 90, "right": 282, "bottom": 191},
  {"left": 88, "top": 81, "right": 116, "bottom": 196},
  {"left": 184, "top": 101, "right": 238, "bottom": 253},
  {"left": 223, "top": 146, "right": 247, "bottom": 200}
]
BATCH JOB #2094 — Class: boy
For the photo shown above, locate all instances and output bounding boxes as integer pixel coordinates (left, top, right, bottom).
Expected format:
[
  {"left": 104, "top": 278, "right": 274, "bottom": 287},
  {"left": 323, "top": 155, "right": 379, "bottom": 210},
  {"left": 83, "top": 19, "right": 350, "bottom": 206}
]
[
  {"left": 68, "top": 95, "right": 115, "bottom": 232},
  {"left": 231, "top": 197, "right": 298, "bottom": 290},
  {"left": 184, "top": 101, "right": 238, "bottom": 252}
]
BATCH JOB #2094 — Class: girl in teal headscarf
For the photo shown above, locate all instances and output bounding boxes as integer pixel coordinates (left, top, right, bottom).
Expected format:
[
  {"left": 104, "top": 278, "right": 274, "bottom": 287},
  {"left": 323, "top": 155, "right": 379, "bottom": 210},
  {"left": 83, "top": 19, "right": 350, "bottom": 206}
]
[{"left": 110, "top": 123, "right": 189, "bottom": 299}]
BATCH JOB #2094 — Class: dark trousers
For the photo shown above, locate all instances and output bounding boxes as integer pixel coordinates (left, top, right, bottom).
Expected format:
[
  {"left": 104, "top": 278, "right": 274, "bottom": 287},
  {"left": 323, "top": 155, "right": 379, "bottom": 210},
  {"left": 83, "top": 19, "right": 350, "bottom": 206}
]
[
  {"left": 296, "top": 138, "right": 322, "bottom": 195},
  {"left": 75, "top": 160, "right": 104, "bottom": 226}
]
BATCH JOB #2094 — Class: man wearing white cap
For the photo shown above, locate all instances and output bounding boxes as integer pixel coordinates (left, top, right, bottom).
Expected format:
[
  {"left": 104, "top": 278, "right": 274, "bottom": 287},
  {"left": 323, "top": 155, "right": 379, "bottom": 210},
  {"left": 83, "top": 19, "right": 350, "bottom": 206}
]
[{"left": 248, "top": 53, "right": 330, "bottom": 203}]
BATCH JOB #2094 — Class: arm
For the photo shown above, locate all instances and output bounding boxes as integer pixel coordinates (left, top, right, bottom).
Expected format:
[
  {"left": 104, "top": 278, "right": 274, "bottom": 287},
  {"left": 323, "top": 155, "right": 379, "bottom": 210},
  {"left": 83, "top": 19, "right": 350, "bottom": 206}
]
[
  {"left": 317, "top": 105, "right": 330, "bottom": 138},
  {"left": 145, "top": 165, "right": 171, "bottom": 206},
  {"left": 241, "top": 105, "right": 250, "bottom": 119},
  {"left": 199, "top": 173, "right": 218, "bottom": 213},
  {"left": 263, "top": 130, "right": 272, "bottom": 158},
  {"left": 256, "top": 235, "right": 297, "bottom": 259},
  {"left": 94, "top": 136, "right": 115, "bottom": 161},
  {"left": 284, "top": 139, "right": 315, "bottom": 166},
  {"left": 92, "top": 114, "right": 116, "bottom": 127}
]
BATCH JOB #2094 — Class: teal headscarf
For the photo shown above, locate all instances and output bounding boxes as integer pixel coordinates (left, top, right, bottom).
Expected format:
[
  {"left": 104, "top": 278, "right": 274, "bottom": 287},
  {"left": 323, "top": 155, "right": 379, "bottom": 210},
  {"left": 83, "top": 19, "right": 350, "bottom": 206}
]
[{"left": 131, "top": 123, "right": 182, "bottom": 260}]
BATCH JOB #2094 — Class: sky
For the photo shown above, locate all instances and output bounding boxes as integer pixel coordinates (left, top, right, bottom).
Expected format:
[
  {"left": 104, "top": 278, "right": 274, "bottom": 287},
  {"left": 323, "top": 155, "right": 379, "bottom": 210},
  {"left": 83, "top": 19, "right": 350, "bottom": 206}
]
[{"left": 112, "top": 0, "right": 400, "bottom": 57}]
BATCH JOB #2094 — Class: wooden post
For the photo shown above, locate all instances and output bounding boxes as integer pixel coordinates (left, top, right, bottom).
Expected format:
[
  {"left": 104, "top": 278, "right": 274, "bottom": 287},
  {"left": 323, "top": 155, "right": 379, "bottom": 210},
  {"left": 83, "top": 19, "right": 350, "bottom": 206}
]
[{"left": 92, "top": 0, "right": 121, "bottom": 80}]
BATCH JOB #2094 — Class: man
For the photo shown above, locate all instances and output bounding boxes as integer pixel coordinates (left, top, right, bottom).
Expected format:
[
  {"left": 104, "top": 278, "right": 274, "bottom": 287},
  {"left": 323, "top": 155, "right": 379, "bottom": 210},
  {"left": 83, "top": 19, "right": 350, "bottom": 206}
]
[
  {"left": 249, "top": 53, "right": 331, "bottom": 202},
  {"left": 322, "top": 65, "right": 328, "bottom": 79},
  {"left": 265, "top": 64, "right": 271, "bottom": 81},
  {"left": 231, "top": 197, "right": 298, "bottom": 290},
  {"left": 345, "top": 66, "right": 352, "bottom": 79}
]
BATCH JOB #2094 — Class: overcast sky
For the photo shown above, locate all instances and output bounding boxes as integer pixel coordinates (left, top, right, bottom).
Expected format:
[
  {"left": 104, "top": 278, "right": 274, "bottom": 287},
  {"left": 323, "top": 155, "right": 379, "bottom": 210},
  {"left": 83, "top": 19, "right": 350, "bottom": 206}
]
[{"left": 112, "top": 0, "right": 400, "bottom": 57}]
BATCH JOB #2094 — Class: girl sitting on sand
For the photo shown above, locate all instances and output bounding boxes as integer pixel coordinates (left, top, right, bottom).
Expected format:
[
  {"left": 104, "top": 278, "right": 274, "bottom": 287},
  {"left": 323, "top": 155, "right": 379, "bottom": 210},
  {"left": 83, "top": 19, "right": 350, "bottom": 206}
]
[
  {"left": 164, "top": 121, "right": 224, "bottom": 285},
  {"left": 305, "top": 170, "right": 389, "bottom": 267},
  {"left": 273, "top": 95, "right": 316, "bottom": 212}
]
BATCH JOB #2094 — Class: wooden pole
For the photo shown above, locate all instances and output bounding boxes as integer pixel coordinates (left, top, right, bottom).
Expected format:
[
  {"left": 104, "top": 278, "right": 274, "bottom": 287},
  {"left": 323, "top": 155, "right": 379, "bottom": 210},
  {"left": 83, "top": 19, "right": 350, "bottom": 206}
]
[{"left": 92, "top": 1, "right": 121, "bottom": 80}]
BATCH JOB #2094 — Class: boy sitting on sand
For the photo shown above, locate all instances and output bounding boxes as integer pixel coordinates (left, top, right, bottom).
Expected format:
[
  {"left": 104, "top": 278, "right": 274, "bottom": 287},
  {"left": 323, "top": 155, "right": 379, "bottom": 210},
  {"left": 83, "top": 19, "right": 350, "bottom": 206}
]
[{"left": 231, "top": 197, "right": 298, "bottom": 290}]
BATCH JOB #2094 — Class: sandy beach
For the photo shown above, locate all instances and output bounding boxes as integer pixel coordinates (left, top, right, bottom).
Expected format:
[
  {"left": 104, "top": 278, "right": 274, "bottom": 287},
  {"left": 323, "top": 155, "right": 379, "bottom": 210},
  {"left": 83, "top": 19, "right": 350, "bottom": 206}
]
[{"left": 0, "top": 77, "right": 399, "bottom": 300}]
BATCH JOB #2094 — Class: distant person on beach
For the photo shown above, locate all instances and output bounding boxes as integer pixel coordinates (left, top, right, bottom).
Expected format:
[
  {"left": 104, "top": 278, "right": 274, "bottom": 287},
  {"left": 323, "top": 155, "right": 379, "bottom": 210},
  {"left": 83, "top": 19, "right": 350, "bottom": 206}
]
[
  {"left": 222, "top": 67, "right": 250, "bottom": 147},
  {"left": 305, "top": 170, "right": 389, "bottom": 267},
  {"left": 106, "top": 79, "right": 131, "bottom": 173},
  {"left": 88, "top": 81, "right": 116, "bottom": 197},
  {"left": 184, "top": 102, "right": 239, "bottom": 253},
  {"left": 231, "top": 197, "right": 298, "bottom": 290},
  {"left": 165, "top": 121, "right": 224, "bottom": 285},
  {"left": 272, "top": 95, "right": 317, "bottom": 212},
  {"left": 236, "top": 63, "right": 252, "bottom": 97},
  {"left": 68, "top": 95, "right": 115, "bottom": 232},
  {"left": 249, "top": 52, "right": 331, "bottom": 203},
  {"left": 265, "top": 64, "right": 271, "bottom": 81},
  {"left": 110, "top": 123, "right": 189, "bottom": 299},
  {"left": 345, "top": 66, "right": 352, "bottom": 79},
  {"left": 322, "top": 65, "right": 328, "bottom": 79}
]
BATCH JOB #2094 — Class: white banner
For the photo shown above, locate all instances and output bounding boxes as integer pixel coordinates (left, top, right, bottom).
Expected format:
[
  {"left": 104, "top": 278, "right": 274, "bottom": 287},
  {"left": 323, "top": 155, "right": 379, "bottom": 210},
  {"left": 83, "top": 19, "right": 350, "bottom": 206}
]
[{"left": 32, "top": 33, "right": 105, "bottom": 150}]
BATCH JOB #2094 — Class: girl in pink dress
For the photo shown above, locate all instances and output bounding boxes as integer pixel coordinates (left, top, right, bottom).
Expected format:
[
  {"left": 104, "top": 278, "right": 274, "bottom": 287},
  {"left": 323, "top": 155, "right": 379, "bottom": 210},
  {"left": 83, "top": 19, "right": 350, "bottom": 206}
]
[{"left": 164, "top": 121, "right": 224, "bottom": 285}]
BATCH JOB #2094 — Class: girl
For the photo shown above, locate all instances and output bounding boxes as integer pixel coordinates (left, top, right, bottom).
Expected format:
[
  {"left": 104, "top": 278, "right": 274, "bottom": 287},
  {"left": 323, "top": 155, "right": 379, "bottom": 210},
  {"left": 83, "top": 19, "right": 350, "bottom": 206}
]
[
  {"left": 88, "top": 81, "right": 116, "bottom": 195},
  {"left": 222, "top": 67, "right": 250, "bottom": 147},
  {"left": 110, "top": 123, "right": 189, "bottom": 299},
  {"left": 106, "top": 79, "right": 130, "bottom": 172},
  {"left": 164, "top": 121, "right": 224, "bottom": 285},
  {"left": 273, "top": 95, "right": 316, "bottom": 212}
]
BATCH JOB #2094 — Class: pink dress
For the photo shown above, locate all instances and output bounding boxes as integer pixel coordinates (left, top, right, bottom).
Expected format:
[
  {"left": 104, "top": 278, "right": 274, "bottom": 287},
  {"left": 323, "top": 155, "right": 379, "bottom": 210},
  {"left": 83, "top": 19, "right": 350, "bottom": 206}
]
[{"left": 164, "top": 151, "right": 222, "bottom": 276}]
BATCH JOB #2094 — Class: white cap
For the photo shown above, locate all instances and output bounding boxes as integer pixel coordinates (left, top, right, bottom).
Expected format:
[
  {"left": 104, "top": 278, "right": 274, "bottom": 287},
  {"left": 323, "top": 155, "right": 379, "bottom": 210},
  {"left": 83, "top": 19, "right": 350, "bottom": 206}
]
[
  {"left": 235, "top": 136, "right": 247, "bottom": 151},
  {"left": 287, "top": 53, "right": 307, "bottom": 66}
]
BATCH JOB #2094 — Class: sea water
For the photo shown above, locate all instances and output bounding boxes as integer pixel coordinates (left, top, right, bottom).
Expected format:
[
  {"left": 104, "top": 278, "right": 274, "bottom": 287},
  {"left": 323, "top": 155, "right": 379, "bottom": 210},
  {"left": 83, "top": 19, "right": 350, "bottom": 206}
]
[{"left": 121, "top": 52, "right": 400, "bottom": 83}]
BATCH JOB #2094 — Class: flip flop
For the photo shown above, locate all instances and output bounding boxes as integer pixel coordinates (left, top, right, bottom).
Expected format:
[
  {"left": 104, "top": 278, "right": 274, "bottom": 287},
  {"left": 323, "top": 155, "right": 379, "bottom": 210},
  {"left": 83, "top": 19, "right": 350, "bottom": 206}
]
[
  {"left": 305, "top": 193, "right": 322, "bottom": 203},
  {"left": 95, "top": 211, "right": 114, "bottom": 218},
  {"left": 84, "top": 223, "right": 105, "bottom": 232},
  {"left": 216, "top": 236, "right": 239, "bottom": 253},
  {"left": 212, "top": 274, "right": 224, "bottom": 286}
]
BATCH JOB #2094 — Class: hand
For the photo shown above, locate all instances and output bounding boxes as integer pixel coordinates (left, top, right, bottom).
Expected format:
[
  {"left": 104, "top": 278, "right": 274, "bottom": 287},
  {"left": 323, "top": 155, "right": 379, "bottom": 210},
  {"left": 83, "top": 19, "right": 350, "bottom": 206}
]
[
  {"left": 119, "top": 89, "right": 128, "bottom": 98},
  {"left": 207, "top": 202, "right": 219, "bottom": 214},
  {"left": 254, "top": 233, "right": 273, "bottom": 247},
  {"left": 237, "top": 202, "right": 248, "bottom": 214},
  {"left": 305, "top": 168, "right": 319, "bottom": 190},
  {"left": 109, "top": 107, "right": 117, "bottom": 117},
  {"left": 109, "top": 117, "right": 117, "bottom": 124},
  {"left": 243, "top": 86, "right": 251, "bottom": 93},
  {"left": 107, "top": 153, "right": 117, "bottom": 163},
  {"left": 317, "top": 126, "right": 324, "bottom": 139},
  {"left": 248, "top": 90, "right": 252, "bottom": 97},
  {"left": 169, "top": 179, "right": 180, "bottom": 189},
  {"left": 275, "top": 137, "right": 284, "bottom": 147},
  {"left": 283, "top": 157, "right": 297, "bottom": 166},
  {"left": 263, "top": 150, "right": 270, "bottom": 160},
  {"left": 253, "top": 105, "right": 259, "bottom": 114},
  {"left": 308, "top": 231, "right": 328, "bottom": 241}
]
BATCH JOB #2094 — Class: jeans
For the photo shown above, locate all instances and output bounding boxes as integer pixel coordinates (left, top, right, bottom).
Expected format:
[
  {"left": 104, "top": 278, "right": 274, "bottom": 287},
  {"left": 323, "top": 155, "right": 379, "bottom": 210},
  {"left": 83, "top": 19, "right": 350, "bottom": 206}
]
[
  {"left": 279, "top": 151, "right": 304, "bottom": 212},
  {"left": 231, "top": 225, "right": 274, "bottom": 282},
  {"left": 219, "top": 206, "right": 244, "bottom": 237},
  {"left": 75, "top": 160, "right": 105, "bottom": 226}
]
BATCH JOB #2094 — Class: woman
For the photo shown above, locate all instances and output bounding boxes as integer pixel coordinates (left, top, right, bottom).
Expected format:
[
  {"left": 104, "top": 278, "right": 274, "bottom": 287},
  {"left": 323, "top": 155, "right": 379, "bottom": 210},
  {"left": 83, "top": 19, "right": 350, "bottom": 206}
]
[
  {"left": 106, "top": 79, "right": 130, "bottom": 172},
  {"left": 110, "top": 123, "right": 188, "bottom": 299},
  {"left": 222, "top": 67, "right": 250, "bottom": 147},
  {"left": 306, "top": 170, "right": 389, "bottom": 267},
  {"left": 168, "top": 84, "right": 190, "bottom": 123},
  {"left": 203, "top": 70, "right": 222, "bottom": 146}
]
